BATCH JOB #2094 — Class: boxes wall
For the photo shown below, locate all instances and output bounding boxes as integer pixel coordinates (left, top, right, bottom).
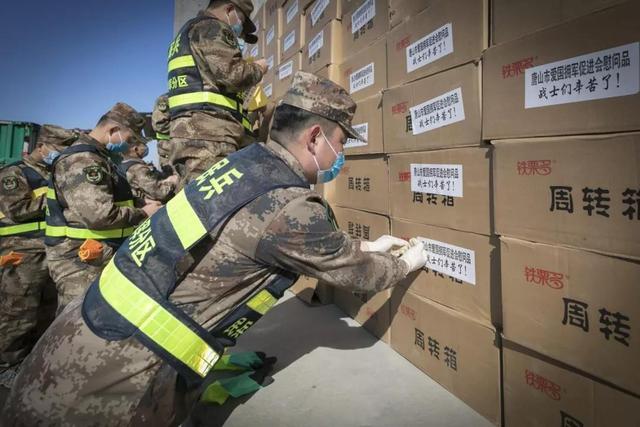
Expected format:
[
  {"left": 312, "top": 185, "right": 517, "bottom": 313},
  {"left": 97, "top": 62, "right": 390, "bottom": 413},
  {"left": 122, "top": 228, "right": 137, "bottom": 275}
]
[
  {"left": 493, "top": 133, "right": 640, "bottom": 260},
  {"left": 383, "top": 62, "right": 482, "bottom": 153},
  {"left": 388, "top": 147, "right": 492, "bottom": 235},
  {"left": 273, "top": 53, "right": 302, "bottom": 99},
  {"left": 343, "top": 94, "right": 383, "bottom": 155},
  {"left": 341, "top": 0, "right": 389, "bottom": 56},
  {"left": 305, "top": 0, "right": 342, "bottom": 39},
  {"left": 315, "top": 63, "right": 340, "bottom": 82},
  {"left": 483, "top": 2, "right": 640, "bottom": 140},
  {"left": 339, "top": 36, "right": 387, "bottom": 102},
  {"left": 323, "top": 155, "right": 389, "bottom": 215},
  {"left": 280, "top": 22, "right": 304, "bottom": 61},
  {"left": 280, "top": 0, "right": 304, "bottom": 42},
  {"left": 392, "top": 219, "right": 499, "bottom": 328},
  {"left": 500, "top": 237, "right": 640, "bottom": 396},
  {"left": 386, "top": 0, "right": 488, "bottom": 87},
  {"left": 388, "top": 0, "right": 431, "bottom": 30},
  {"left": 265, "top": 0, "right": 281, "bottom": 40},
  {"left": 503, "top": 343, "right": 640, "bottom": 427},
  {"left": 302, "top": 20, "right": 343, "bottom": 73},
  {"left": 390, "top": 290, "right": 502, "bottom": 426}
]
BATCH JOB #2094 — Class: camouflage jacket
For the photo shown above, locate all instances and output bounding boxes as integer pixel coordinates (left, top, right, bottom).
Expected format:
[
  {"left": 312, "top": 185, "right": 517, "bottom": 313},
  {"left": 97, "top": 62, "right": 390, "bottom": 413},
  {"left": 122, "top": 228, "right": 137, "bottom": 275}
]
[{"left": 121, "top": 158, "right": 175, "bottom": 203}]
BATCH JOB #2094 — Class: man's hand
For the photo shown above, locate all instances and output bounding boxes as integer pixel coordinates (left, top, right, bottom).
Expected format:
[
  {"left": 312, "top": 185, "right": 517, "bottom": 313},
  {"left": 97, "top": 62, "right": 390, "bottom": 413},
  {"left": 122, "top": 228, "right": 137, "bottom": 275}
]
[
  {"left": 255, "top": 58, "right": 268, "bottom": 73},
  {"left": 360, "top": 235, "right": 409, "bottom": 253},
  {"left": 142, "top": 200, "right": 162, "bottom": 218},
  {"left": 399, "top": 240, "right": 428, "bottom": 274}
]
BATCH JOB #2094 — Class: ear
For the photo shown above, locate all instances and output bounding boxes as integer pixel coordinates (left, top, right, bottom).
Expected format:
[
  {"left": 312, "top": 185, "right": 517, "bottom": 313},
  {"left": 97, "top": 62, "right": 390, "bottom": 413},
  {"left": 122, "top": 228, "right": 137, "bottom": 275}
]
[{"left": 306, "top": 125, "right": 322, "bottom": 155}]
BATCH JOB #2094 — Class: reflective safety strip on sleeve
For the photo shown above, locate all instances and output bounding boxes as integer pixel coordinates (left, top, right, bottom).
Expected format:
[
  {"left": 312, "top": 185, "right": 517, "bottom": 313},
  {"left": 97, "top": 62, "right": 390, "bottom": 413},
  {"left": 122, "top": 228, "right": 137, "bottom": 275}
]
[
  {"left": 115, "top": 200, "right": 135, "bottom": 208},
  {"left": 31, "top": 186, "right": 48, "bottom": 199},
  {"left": 47, "top": 188, "right": 57, "bottom": 200},
  {"left": 241, "top": 117, "right": 252, "bottom": 132},
  {"left": 45, "top": 226, "right": 135, "bottom": 240},
  {"left": 246, "top": 290, "right": 278, "bottom": 315},
  {"left": 166, "top": 191, "right": 207, "bottom": 249},
  {"left": 99, "top": 261, "right": 221, "bottom": 378},
  {"left": 168, "top": 92, "right": 239, "bottom": 111},
  {"left": 156, "top": 133, "right": 170, "bottom": 141},
  {"left": 0, "top": 221, "right": 47, "bottom": 236},
  {"left": 168, "top": 55, "right": 196, "bottom": 72}
]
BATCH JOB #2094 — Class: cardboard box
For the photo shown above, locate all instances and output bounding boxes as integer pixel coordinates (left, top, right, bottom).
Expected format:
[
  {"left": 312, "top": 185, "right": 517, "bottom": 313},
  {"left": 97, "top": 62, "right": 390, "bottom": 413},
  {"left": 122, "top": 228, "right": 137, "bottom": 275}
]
[
  {"left": 314, "top": 64, "right": 340, "bottom": 82},
  {"left": 386, "top": 0, "right": 488, "bottom": 87},
  {"left": 278, "top": 0, "right": 315, "bottom": 8},
  {"left": 341, "top": 0, "right": 389, "bottom": 56},
  {"left": 264, "top": 21, "right": 280, "bottom": 70},
  {"left": 280, "top": 24, "right": 304, "bottom": 61},
  {"left": 265, "top": 0, "right": 281, "bottom": 39},
  {"left": 501, "top": 237, "right": 640, "bottom": 396},
  {"left": 333, "top": 206, "right": 390, "bottom": 241},
  {"left": 390, "top": 290, "right": 502, "bottom": 426},
  {"left": 388, "top": 147, "right": 492, "bottom": 235},
  {"left": 491, "top": 0, "right": 626, "bottom": 46},
  {"left": 254, "top": 4, "right": 265, "bottom": 35},
  {"left": 493, "top": 133, "right": 640, "bottom": 260},
  {"left": 302, "top": 20, "right": 343, "bottom": 72},
  {"left": 339, "top": 36, "right": 387, "bottom": 102},
  {"left": 261, "top": 69, "right": 276, "bottom": 100},
  {"left": 392, "top": 218, "right": 499, "bottom": 328},
  {"left": 388, "top": 0, "right": 431, "bottom": 29},
  {"left": 343, "top": 94, "right": 383, "bottom": 155},
  {"left": 304, "top": 0, "right": 342, "bottom": 40},
  {"left": 323, "top": 155, "right": 389, "bottom": 215},
  {"left": 383, "top": 62, "right": 482, "bottom": 153},
  {"left": 483, "top": 2, "right": 640, "bottom": 140},
  {"left": 280, "top": 0, "right": 304, "bottom": 42},
  {"left": 503, "top": 343, "right": 640, "bottom": 427},
  {"left": 289, "top": 275, "right": 333, "bottom": 305},
  {"left": 273, "top": 53, "right": 301, "bottom": 99}
]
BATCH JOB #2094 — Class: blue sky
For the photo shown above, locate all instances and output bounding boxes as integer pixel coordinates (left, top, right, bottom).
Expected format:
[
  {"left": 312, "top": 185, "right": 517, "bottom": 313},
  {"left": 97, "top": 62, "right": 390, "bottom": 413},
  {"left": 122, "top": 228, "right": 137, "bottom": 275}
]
[{"left": 0, "top": 0, "right": 175, "bottom": 162}]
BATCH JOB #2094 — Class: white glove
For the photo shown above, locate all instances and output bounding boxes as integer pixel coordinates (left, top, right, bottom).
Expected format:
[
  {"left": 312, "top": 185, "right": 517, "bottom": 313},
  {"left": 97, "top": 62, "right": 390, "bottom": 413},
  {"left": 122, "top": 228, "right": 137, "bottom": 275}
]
[
  {"left": 399, "top": 240, "right": 428, "bottom": 273},
  {"left": 360, "top": 235, "right": 409, "bottom": 253}
]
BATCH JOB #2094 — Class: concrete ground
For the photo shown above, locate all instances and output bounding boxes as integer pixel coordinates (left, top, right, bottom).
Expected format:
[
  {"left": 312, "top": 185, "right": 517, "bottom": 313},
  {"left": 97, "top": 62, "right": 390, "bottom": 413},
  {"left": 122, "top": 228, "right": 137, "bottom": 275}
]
[{"left": 189, "top": 292, "right": 494, "bottom": 427}]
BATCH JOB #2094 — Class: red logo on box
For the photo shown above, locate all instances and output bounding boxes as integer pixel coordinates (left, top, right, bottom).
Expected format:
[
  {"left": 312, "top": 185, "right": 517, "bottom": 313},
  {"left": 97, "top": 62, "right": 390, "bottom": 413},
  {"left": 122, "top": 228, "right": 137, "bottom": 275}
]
[
  {"left": 392, "top": 102, "right": 408, "bottom": 115},
  {"left": 400, "top": 304, "right": 416, "bottom": 321},
  {"left": 524, "top": 267, "right": 565, "bottom": 289},
  {"left": 525, "top": 369, "right": 562, "bottom": 401},
  {"left": 502, "top": 57, "right": 535, "bottom": 79},
  {"left": 398, "top": 171, "right": 411, "bottom": 182},
  {"left": 396, "top": 36, "right": 411, "bottom": 51},
  {"left": 517, "top": 160, "right": 552, "bottom": 176}
]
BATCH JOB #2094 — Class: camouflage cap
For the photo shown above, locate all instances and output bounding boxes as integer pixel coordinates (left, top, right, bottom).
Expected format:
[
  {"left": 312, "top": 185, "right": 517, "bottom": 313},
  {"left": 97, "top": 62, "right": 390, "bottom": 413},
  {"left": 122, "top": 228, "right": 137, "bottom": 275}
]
[
  {"left": 280, "top": 71, "right": 365, "bottom": 141},
  {"left": 103, "top": 102, "right": 149, "bottom": 144},
  {"left": 229, "top": 0, "right": 258, "bottom": 44},
  {"left": 151, "top": 94, "right": 171, "bottom": 137},
  {"left": 36, "top": 124, "right": 79, "bottom": 148}
]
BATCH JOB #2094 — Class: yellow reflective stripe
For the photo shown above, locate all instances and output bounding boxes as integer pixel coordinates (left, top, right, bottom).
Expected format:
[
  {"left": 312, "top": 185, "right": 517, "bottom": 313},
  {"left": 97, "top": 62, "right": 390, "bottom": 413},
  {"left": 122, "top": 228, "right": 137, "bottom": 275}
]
[
  {"left": 168, "top": 55, "right": 196, "bottom": 72},
  {"left": 99, "top": 262, "right": 220, "bottom": 378},
  {"left": 246, "top": 290, "right": 278, "bottom": 315},
  {"left": 242, "top": 117, "right": 252, "bottom": 131},
  {"left": 168, "top": 92, "right": 239, "bottom": 111},
  {"left": 45, "top": 226, "right": 134, "bottom": 240},
  {"left": 156, "top": 133, "right": 170, "bottom": 141},
  {"left": 31, "top": 186, "right": 48, "bottom": 199},
  {"left": 115, "top": 200, "right": 134, "bottom": 208},
  {"left": 47, "top": 188, "right": 57, "bottom": 200},
  {"left": 166, "top": 191, "right": 207, "bottom": 249},
  {"left": 0, "top": 221, "right": 46, "bottom": 236}
]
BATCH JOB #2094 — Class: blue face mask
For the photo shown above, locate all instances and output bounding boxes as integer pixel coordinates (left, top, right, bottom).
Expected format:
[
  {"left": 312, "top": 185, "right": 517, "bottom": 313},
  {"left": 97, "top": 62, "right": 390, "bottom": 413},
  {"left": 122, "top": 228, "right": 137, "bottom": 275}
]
[
  {"left": 227, "top": 9, "right": 244, "bottom": 39},
  {"left": 106, "top": 131, "right": 129, "bottom": 153},
  {"left": 140, "top": 144, "right": 150, "bottom": 159},
  {"left": 43, "top": 150, "right": 60, "bottom": 166},
  {"left": 238, "top": 37, "right": 247, "bottom": 55},
  {"left": 313, "top": 130, "right": 345, "bottom": 183}
]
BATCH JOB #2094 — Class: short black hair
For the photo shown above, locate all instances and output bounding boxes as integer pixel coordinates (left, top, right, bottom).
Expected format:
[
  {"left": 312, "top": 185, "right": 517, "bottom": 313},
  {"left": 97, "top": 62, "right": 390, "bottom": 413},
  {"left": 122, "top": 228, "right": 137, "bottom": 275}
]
[{"left": 270, "top": 103, "right": 338, "bottom": 144}]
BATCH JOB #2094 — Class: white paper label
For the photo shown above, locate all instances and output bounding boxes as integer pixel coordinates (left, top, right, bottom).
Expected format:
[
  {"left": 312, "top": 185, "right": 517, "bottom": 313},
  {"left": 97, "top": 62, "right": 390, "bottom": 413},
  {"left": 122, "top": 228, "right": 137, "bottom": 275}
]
[
  {"left": 420, "top": 238, "right": 476, "bottom": 285},
  {"left": 250, "top": 45, "right": 259, "bottom": 58},
  {"left": 311, "top": 0, "right": 330, "bottom": 27},
  {"left": 279, "top": 60, "right": 294, "bottom": 80},
  {"left": 345, "top": 123, "right": 369, "bottom": 148},
  {"left": 409, "top": 87, "right": 465, "bottom": 135},
  {"left": 283, "top": 30, "right": 296, "bottom": 53},
  {"left": 286, "top": 0, "right": 299, "bottom": 24},
  {"left": 410, "top": 164, "right": 463, "bottom": 197},
  {"left": 352, "top": 0, "right": 375, "bottom": 34},
  {"left": 266, "top": 26, "right": 275, "bottom": 46},
  {"left": 525, "top": 42, "right": 640, "bottom": 109},
  {"left": 266, "top": 55, "right": 274, "bottom": 71},
  {"left": 308, "top": 30, "right": 324, "bottom": 58},
  {"left": 264, "top": 83, "right": 273, "bottom": 98},
  {"left": 406, "top": 23, "right": 454, "bottom": 73},
  {"left": 349, "top": 62, "right": 374, "bottom": 94}
]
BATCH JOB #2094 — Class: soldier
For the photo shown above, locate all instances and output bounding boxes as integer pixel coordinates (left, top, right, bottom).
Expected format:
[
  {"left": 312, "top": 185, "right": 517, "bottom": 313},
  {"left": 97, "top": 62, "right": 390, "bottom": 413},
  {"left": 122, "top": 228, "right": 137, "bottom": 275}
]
[
  {"left": 167, "top": 0, "right": 269, "bottom": 189},
  {"left": 45, "top": 103, "right": 162, "bottom": 313},
  {"left": 151, "top": 94, "right": 173, "bottom": 173},
  {"left": 119, "top": 138, "right": 178, "bottom": 204},
  {"left": 3, "top": 72, "right": 428, "bottom": 425},
  {"left": 0, "top": 125, "right": 78, "bottom": 388}
]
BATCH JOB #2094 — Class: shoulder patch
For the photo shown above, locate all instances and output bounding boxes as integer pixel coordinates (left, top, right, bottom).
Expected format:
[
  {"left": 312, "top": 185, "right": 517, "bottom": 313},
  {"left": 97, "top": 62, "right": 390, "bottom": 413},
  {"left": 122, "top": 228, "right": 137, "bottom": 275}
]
[
  {"left": 1, "top": 176, "right": 18, "bottom": 191},
  {"left": 222, "top": 28, "right": 238, "bottom": 49},
  {"left": 83, "top": 165, "right": 105, "bottom": 184}
]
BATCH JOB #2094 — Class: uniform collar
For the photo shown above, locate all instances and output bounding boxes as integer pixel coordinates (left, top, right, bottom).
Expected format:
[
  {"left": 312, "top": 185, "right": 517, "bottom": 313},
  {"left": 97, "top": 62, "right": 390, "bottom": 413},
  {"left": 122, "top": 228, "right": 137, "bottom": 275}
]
[
  {"left": 75, "top": 133, "right": 110, "bottom": 157},
  {"left": 265, "top": 139, "right": 309, "bottom": 184},
  {"left": 23, "top": 154, "right": 49, "bottom": 177}
]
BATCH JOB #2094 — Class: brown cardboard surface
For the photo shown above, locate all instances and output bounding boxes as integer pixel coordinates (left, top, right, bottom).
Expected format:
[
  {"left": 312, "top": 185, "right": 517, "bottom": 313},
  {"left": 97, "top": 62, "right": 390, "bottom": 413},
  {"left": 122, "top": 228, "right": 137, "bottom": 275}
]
[
  {"left": 302, "top": 20, "right": 343, "bottom": 72},
  {"left": 483, "top": 2, "right": 640, "bottom": 140},
  {"left": 391, "top": 219, "right": 499, "bottom": 328},
  {"left": 388, "top": 147, "right": 492, "bottom": 235},
  {"left": 273, "top": 52, "right": 301, "bottom": 99},
  {"left": 383, "top": 62, "right": 482, "bottom": 153},
  {"left": 314, "top": 63, "right": 340, "bottom": 82},
  {"left": 491, "top": 0, "right": 626, "bottom": 46},
  {"left": 343, "top": 94, "right": 383, "bottom": 155},
  {"left": 388, "top": 0, "right": 431, "bottom": 29},
  {"left": 280, "top": 24, "right": 304, "bottom": 61},
  {"left": 339, "top": 36, "right": 387, "bottom": 102},
  {"left": 493, "top": 133, "right": 640, "bottom": 259},
  {"left": 341, "top": 0, "right": 389, "bottom": 57},
  {"left": 254, "top": 4, "right": 265, "bottom": 34},
  {"left": 503, "top": 343, "right": 640, "bottom": 427},
  {"left": 265, "top": 0, "right": 281, "bottom": 39},
  {"left": 261, "top": 69, "right": 276, "bottom": 100},
  {"left": 323, "top": 155, "right": 389, "bottom": 215},
  {"left": 386, "top": 0, "right": 488, "bottom": 88},
  {"left": 280, "top": 0, "right": 304, "bottom": 43},
  {"left": 333, "top": 206, "right": 390, "bottom": 241},
  {"left": 501, "top": 237, "right": 640, "bottom": 396},
  {"left": 289, "top": 276, "right": 334, "bottom": 305},
  {"left": 390, "top": 290, "right": 502, "bottom": 426},
  {"left": 264, "top": 20, "right": 280, "bottom": 69},
  {"left": 304, "top": 0, "right": 342, "bottom": 40}
]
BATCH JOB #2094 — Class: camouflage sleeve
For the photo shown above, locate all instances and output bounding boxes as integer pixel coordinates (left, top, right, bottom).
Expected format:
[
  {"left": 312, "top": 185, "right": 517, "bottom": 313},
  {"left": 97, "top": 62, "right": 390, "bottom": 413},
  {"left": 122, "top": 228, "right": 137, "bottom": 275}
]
[
  {"left": 256, "top": 195, "right": 409, "bottom": 293},
  {"left": 55, "top": 152, "right": 146, "bottom": 229},
  {"left": 0, "top": 166, "right": 45, "bottom": 222},
  {"left": 190, "top": 20, "right": 264, "bottom": 93},
  {"left": 126, "top": 163, "right": 174, "bottom": 203}
]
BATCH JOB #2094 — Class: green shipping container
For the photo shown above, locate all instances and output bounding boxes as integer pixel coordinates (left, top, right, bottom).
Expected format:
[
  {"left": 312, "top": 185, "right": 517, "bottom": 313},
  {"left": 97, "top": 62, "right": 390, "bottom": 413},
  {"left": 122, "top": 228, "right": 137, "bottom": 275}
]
[{"left": 0, "top": 121, "right": 39, "bottom": 167}]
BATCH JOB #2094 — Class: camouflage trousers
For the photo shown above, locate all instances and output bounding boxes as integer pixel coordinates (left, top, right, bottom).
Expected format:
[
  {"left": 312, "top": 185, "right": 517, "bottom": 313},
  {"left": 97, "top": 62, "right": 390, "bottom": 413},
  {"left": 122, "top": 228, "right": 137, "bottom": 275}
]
[
  {"left": 169, "top": 138, "right": 237, "bottom": 191},
  {"left": 0, "top": 250, "right": 56, "bottom": 368}
]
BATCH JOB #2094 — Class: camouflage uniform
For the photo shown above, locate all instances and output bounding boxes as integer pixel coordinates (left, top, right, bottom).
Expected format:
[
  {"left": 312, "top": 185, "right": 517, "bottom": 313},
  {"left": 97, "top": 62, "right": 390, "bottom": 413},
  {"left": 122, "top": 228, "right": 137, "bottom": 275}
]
[
  {"left": 0, "top": 126, "right": 77, "bottom": 372},
  {"left": 120, "top": 157, "right": 175, "bottom": 204},
  {"left": 168, "top": 2, "right": 264, "bottom": 189},
  {"left": 151, "top": 94, "right": 173, "bottom": 172},
  {"left": 3, "top": 72, "right": 408, "bottom": 425},
  {"left": 46, "top": 106, "right": 148, "bottom": 312}
]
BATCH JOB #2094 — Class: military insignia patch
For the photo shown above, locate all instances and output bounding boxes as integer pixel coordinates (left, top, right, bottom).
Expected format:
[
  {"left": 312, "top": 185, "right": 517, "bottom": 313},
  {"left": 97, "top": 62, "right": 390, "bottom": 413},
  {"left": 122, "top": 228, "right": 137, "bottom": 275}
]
[
  {"left": 83, "top": 165, "right": 105, "bottom": 184},
  {"left": 222, "top": 28, "right": 238, "bottom": 48},
  {"left": 1, "top": 176, "right": 18, "bottom": 191}
]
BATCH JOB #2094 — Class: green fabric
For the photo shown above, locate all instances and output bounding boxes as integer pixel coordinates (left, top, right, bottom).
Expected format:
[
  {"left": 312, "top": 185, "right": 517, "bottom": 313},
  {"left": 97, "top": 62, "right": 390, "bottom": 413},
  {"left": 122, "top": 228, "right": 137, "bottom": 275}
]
[
  {"left": 214, "top": 352, "right": 263, "bottom": 371},
  {"left": 201, "top": 381, "right": 230, "bottom": 405},
  {"left": 201, "top": 372, "right": 262, "bottom": 405}
]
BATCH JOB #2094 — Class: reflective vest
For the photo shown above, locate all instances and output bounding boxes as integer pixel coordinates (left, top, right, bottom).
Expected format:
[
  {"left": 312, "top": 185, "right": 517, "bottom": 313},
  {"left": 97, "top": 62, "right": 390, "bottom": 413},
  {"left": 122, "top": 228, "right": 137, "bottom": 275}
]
[
  {"left": 45, "top": 144, "right": 136, "bottom": 247},
  {"left": 167, "top": 15, "right": 254, "bottom": 135},
  {"left": 0, "top": 161, "right": 48, "bottom": 238},
  {"left": 82, "top": 143, "right": 310, "bottom": 383}
]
